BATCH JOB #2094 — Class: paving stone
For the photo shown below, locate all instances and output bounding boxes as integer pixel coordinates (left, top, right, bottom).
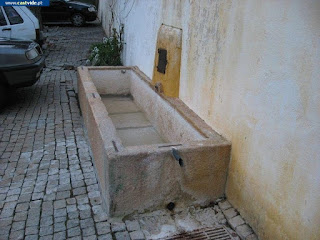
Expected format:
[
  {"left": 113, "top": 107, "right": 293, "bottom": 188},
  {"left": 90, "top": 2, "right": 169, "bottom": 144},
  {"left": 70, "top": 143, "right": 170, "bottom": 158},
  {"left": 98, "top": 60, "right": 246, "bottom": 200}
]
[
  {"left": 16, "top": 202, "right": 29, "bottom": 212},
  {"left": 44, "top": 193, "right": 56, "bottom": 201},
  {"left": 115, "top": 231, "right": 130, "bottom": 240},
  {"left": 54, "top": 208, "right": 67, "bottom": 217},
  {"left": 39, "top": 235, "right": 53, "bottom": 240},
  {"left": 73, "top": 187, "right": 86, "bottom": 196},
  {"left": 246, "top": 233, "right": 258, "bottom": 240},
  {"left": 76, "top": 194, "right": 89, "bottom": 204},
  {"left": 229, "top": 215, "right": 245, "bottom": 229},
  {"left": 97, "top": 221, "right": 111, "bottom": 235},
  {"left": 12, "top": 220, "right": 25, "bottom": 231},
  {"left": 88, "top": 191, "right": 100, "bottom": 199},
  {"left": 32, "top": 192, "right": 44, "bottom": 200},
  {"left": 26, "top": 226, "right": 39, "bottom": 235},
  {"left": 125, "top": 220, "right": 141, "bottom": 232},
  {"left": 40, "top": 225, "right": 54, "bottom": 236},
  {"left": 56, "top": 191, "right": 70, "bottom": 200},
  {"left": 14, "top": 211, "right": 28, "bottom": 221},
  {"left": 129, "top": 230, "right": 145, "bottom": 240},
  {"left": 9, "top": 230, "right": 24, "bottom": 240},
  {"left": 0, "top": 194, "right": 7, "bottom": 201},
  {"left": 0, "top": 217, "right": 13, "bottom": 227},
  {"left": 72, "top": 180, "right": 85, "bottom": 188},
  {"left": 236, "top": 224, "right": 253, "bottom": 239},
  {"left": 67, "top": 219, "right": 80, "bottom": 229},
  {"left": 224, "top": 208, "right": 238, "bottom": 220},
  {"left": 219, "top": 201, "right": 232, "bottom": 210},
  {"left": 1, "top": 208, "right": 15, "bottom": 218},
  {"left": 54, "top": 222, "right": 66, "bottom": 232},
  {"left": 54, "top": 216, "right": 67, "bottom": 224},
  {"left": 80, "top": 209, "right": 92, "bottom": 219},
  {"left": 84, "top": 235, "right": 97, "bottom": 240},
  {"left": 0, "top": 228, "right": 10, "bottom": 239},
  {"left": 78, "top": 204, "right": 91, "bottom": 211},
  {"left": 42, "top": 201, "right": 53, "bottom": 211},
  {"left": 68, "top": 210, "right": 80, "bottom": 219},
  {"left": 67, "top": 204, "right": 77, "bottom": 213},
  {"left": 98, "top": 234, "right": 113, "bottom": 240},
  {"left": 69, "top": 236, "right": 82, "bottom": 240},
  {"left": 41, "top": 216, "right": 53, "bottom": 226},
  {"left": 66, "top": 198, "right": 76, "bottom": 205},
  {"left": 7, "top": 188, "right": 21, "bottom": 196},
  {"left": 82, "top": 226, "right": 96, "bottom": 236},
  {"left": 67, "top": 226, "right": 81, "bottom": 238},
  {"left": 26, "top": 215, "right": 40, "bottom": 227},
  {"left": 87, "top": 184, "right": 98, "bottom": 192},
  {"left": 3, "top": 201, "right": 17, "bottom": 209},
  {"left": 53, "top": 231, "right": 66, "bottom": 240},
  {"left": 111, "top": 222, "right": 126, "bottom": 233},
  {"left": 25, "top": 235, "right": 39, "bottom": 240},
  {"left": 80, "top": 218, "right": 94, "bottom": 229},
  {"left": 92, "top": 205, "right": 103, "bottom": 215},
  {"left": 57, "top": 184, "right": 71, "bottom": 192},
  {"left": 5, "top": 195, "right": 19, "bottom": 202},
  {"left": 93, "top": 211, "right": 108, "bottom": 223},
  {"left": 54, "top": 200, "right": 66, "bottom": 209}
]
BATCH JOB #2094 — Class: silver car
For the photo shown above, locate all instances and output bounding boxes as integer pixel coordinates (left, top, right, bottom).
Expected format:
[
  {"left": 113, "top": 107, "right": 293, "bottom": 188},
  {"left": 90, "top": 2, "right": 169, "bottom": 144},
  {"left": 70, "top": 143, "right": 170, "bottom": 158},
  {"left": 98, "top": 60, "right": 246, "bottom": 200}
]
[{"left": 0, "top": 37, "right": 45, "bottom": 108}]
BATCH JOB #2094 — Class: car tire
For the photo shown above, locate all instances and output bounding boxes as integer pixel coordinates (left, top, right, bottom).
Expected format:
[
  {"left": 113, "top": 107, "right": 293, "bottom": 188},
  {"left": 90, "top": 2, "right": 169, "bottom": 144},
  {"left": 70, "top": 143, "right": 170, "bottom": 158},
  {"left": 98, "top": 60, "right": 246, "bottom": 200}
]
[
  {"left": 71, "top": 14, "right": 85, "bottom": 27},
  {"left": 0, "top": 84, "right": 8, "bottom": 110}
]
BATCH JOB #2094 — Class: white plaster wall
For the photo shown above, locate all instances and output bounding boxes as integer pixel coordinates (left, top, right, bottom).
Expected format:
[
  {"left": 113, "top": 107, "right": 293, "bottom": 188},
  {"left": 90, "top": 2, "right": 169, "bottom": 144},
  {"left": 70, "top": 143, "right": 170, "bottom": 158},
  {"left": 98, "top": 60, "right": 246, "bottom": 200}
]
[
  {"left": 97, "top": 0, "right": 109, "bottom": 34},
  {"left": 98, "top": 0, "right": 162, "bottom": 75},
  {"left": 119, "top": 0, "right": 162, "bottom": 77},
  {"left": 98, "top": 1, "right": 320, "bottom": 239}
]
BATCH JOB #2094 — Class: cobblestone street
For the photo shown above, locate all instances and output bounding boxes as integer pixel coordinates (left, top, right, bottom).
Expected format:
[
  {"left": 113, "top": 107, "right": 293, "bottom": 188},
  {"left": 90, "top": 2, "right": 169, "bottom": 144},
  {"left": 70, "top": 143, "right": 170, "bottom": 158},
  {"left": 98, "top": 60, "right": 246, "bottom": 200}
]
[
  {"left": 0, "top": 23, "right": 256, "bottom": 240},
  {"left": 0, "top": 23, "right": 110, "bottom": 240}
]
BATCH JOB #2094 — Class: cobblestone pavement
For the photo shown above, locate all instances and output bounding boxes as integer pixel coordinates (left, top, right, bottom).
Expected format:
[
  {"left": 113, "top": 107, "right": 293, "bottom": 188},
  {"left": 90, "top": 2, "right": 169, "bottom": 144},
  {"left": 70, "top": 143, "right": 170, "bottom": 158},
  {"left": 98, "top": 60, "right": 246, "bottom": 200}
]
[
  {"left": 0, "top": 23, "right": 257, "bottom": 240},
  {"left": 0, "top": 23, "right": 109, "bottom": 240}
]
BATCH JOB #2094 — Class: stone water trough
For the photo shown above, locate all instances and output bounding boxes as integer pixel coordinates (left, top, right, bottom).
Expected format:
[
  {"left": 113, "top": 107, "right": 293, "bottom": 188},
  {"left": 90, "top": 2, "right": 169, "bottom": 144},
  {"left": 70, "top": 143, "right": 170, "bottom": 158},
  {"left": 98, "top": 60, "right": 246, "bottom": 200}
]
[{"left": 78, "top": 66, "right": 231, "bottom": 217}]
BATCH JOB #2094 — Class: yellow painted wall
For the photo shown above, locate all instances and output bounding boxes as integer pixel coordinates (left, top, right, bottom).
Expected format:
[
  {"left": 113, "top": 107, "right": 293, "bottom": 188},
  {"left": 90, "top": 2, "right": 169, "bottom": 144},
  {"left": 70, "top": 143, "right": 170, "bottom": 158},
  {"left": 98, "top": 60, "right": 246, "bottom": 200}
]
[
  {"left": 99, "top": 1, "right": 320, "bottom": 239},
  {"left": 152, "top": 24, "right": 182, "bottom": 98}
]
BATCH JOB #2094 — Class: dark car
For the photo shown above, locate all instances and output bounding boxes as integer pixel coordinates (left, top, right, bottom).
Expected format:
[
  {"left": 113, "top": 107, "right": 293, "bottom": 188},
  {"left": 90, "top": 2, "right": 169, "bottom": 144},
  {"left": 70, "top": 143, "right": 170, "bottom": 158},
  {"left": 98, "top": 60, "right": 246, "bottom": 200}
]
[
  {"left": 0, "top": 38, "right": 45, "bottom": 108},
  {"left": 41, "top": 0, "right": 97, "bottom": 27}
]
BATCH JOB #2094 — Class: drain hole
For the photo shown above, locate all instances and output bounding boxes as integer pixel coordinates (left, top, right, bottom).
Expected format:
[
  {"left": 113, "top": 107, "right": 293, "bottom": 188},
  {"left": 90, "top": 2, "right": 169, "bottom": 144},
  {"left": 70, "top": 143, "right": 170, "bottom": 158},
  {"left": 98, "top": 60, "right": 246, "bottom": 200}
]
[
  {"left": 172, "top": 148, "right": 184, "bottom": 167},
  {"left": 179, "top": 159, "right": 183, "bottom": 167},
  {"left": 167, "top": 202, "right": 175, "bottom": 211}
]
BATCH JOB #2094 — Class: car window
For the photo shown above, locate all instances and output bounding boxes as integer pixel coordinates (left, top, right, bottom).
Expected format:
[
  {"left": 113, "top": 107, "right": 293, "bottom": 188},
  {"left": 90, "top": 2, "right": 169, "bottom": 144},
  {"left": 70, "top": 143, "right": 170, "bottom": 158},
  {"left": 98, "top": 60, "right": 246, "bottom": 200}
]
[
  {"left": 0, "top": 8, "right": 7, "bottom": 26},
  {"left": 3, "top": 7, "right": 23, "bottom": 25}
]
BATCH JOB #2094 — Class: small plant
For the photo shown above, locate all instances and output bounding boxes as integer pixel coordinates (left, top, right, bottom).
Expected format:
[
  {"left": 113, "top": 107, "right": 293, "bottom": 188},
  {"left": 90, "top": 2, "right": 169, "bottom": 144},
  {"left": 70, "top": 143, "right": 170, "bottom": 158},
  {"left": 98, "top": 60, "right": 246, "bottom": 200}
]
[{"left": 89, "top": 28, "right": 124, "bottom": 66}]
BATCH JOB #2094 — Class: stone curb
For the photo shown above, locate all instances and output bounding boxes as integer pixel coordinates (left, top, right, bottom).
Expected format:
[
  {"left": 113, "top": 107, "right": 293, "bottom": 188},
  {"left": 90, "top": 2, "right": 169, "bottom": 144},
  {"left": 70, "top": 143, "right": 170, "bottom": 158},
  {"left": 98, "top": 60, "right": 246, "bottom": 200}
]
[{"left": 219, "top": 200, "right": 259, "bottom": 240}]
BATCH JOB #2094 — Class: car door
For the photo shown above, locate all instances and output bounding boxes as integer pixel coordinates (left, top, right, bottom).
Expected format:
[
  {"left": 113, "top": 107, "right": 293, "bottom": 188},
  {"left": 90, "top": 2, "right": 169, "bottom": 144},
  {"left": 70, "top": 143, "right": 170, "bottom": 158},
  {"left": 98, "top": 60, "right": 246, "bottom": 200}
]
[
  {"left": 2, "top": 6, "right": 36, "bottom": 40},
  {"left": 42, "top": 0, "right": 70, "bottom": 22},
  {"left": 0, "top": 7, "right": 10, "bottom": 38}
]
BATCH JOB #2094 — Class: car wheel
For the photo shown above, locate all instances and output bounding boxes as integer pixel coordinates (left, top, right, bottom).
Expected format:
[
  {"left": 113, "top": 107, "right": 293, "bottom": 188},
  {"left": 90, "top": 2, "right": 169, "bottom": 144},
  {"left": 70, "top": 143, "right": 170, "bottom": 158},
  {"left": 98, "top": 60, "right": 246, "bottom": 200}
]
[
  {"left": 0, "top": 84, "right": 8, "bottom": 110},
  {"left": 72, "top": 14, "right": 85, "bottom": 27}
]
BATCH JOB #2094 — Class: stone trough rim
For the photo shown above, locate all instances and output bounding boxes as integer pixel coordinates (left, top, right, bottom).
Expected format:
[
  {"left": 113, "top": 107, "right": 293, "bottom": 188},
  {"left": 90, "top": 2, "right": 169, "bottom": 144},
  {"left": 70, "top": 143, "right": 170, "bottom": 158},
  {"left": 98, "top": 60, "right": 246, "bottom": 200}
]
[{"left": 78, "top": 65, "right": 230, "bottom": 156}]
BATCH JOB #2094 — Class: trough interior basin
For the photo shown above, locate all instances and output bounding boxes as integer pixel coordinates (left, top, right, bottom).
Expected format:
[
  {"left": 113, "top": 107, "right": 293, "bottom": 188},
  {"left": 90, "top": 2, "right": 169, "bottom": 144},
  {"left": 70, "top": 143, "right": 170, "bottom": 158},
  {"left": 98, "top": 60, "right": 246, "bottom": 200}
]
[
  {"left": 89, "top": 68, "right": 206, "bottom": 149},
  {"left": 101, "top": 95, "right": 167, "bottom": 147}
]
